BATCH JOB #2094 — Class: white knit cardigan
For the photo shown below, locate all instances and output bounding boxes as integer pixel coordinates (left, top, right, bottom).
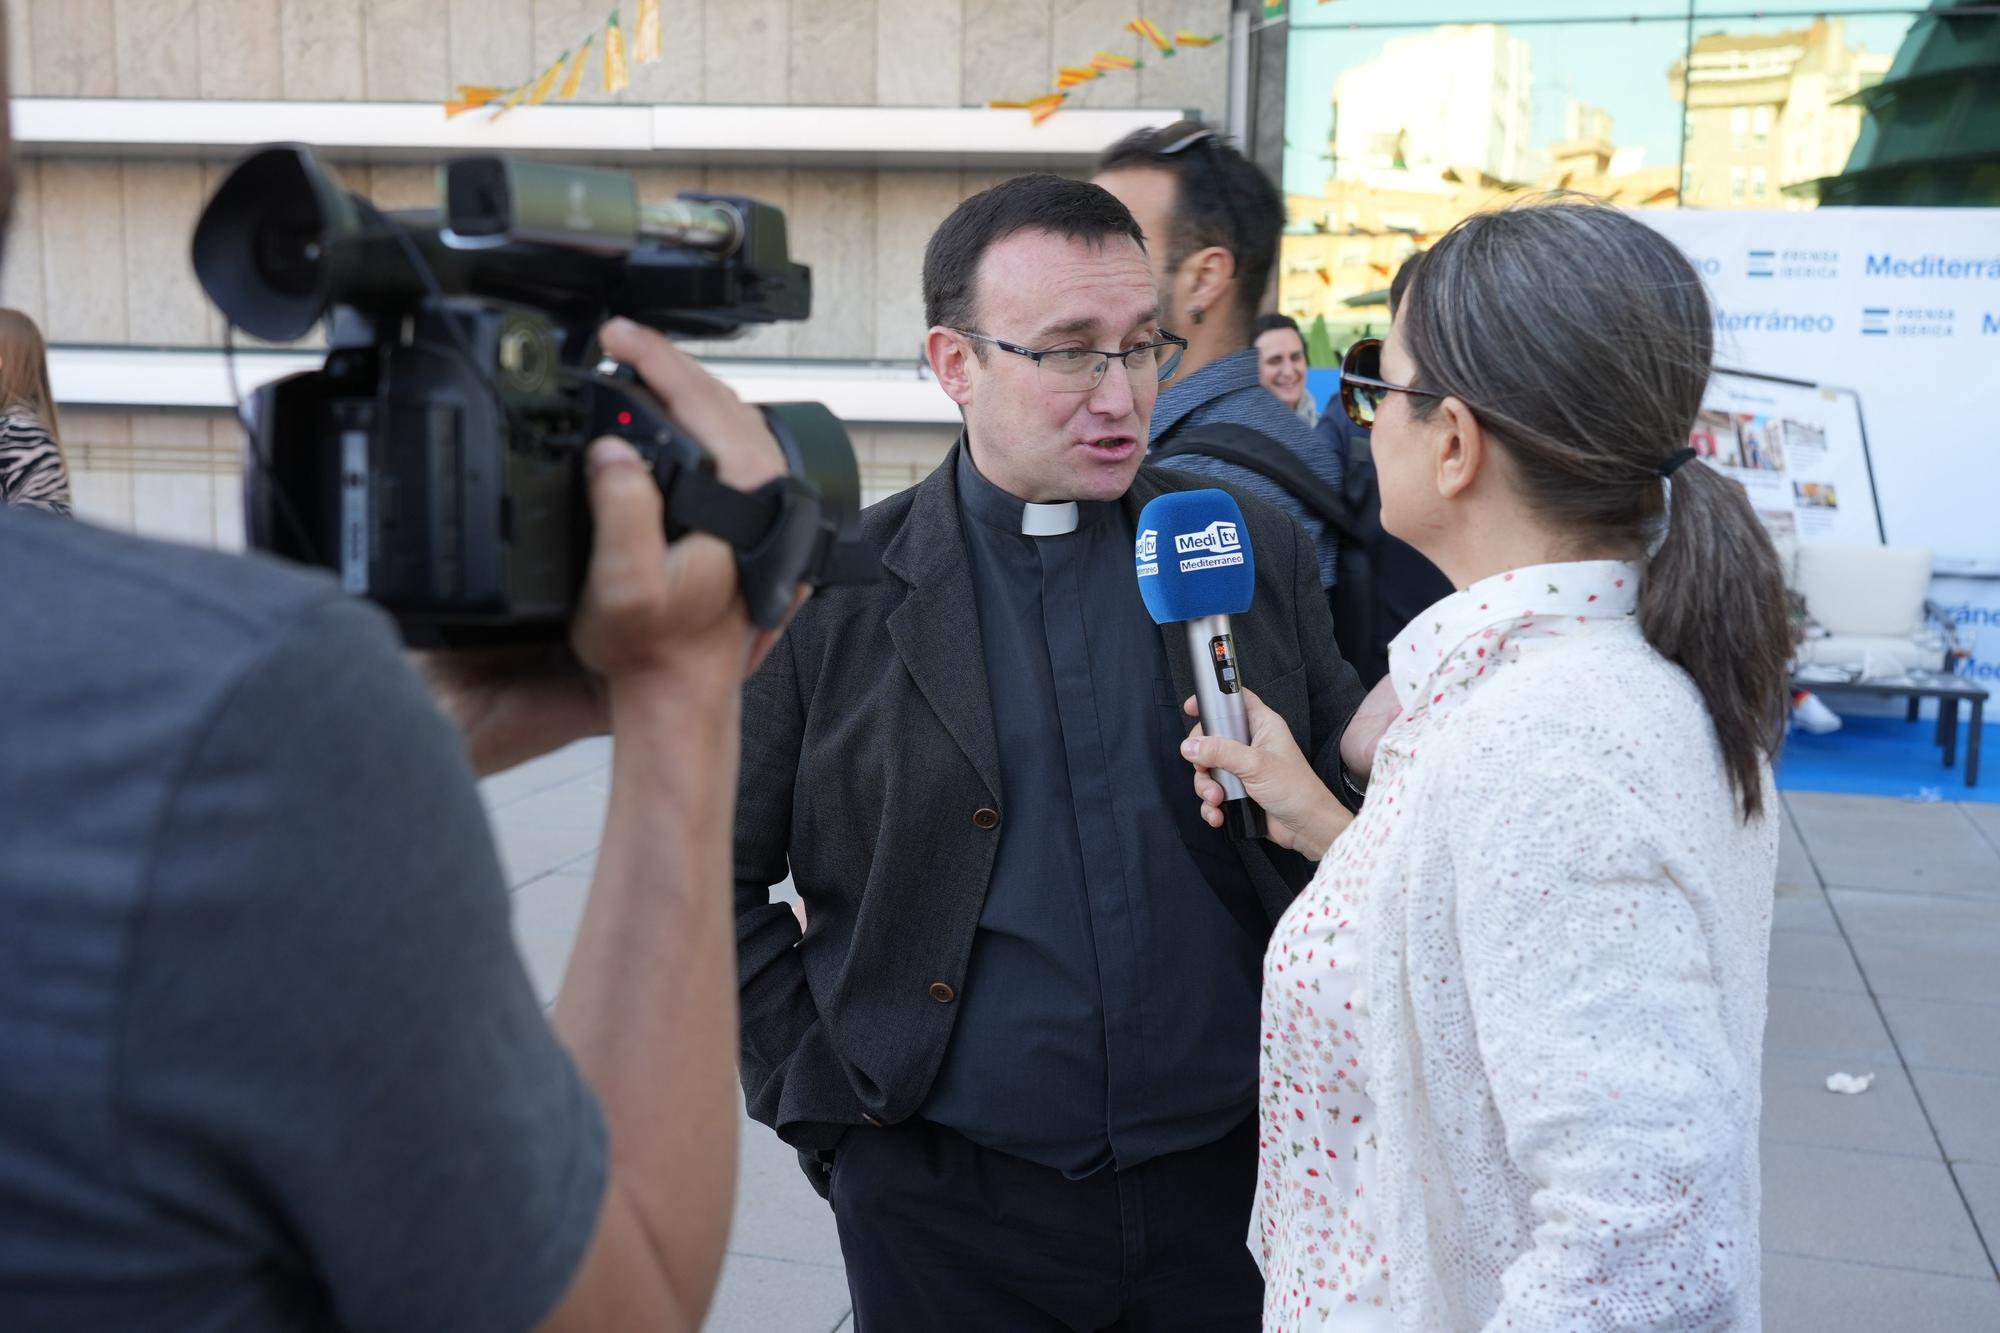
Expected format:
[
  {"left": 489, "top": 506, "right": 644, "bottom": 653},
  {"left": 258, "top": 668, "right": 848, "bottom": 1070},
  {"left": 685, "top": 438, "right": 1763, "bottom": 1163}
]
[{"left": 1354, "top": 563, "right": 1776, "bottom": 1332}]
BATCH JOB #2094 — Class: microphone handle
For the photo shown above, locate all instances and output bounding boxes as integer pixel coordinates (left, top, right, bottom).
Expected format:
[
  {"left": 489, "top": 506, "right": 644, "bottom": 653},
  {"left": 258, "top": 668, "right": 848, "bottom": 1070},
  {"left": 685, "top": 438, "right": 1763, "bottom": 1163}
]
[{"left": 1185, "top": 613, "right": 1269, "bottom": 841}]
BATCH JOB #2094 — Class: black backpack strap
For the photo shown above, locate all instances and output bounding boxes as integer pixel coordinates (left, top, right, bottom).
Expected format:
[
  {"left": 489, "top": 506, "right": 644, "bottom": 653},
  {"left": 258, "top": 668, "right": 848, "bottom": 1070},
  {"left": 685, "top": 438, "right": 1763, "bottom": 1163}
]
[{"left": 1153, "top": 422, "right": 1369, "bottom": 547}]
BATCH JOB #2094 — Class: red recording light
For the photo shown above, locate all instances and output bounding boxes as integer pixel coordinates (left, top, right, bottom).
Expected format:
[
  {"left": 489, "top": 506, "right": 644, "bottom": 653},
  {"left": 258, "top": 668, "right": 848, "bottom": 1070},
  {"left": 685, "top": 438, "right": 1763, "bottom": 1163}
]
[{"left": 616, "top": 411, "right": 634, "bottom": 426}]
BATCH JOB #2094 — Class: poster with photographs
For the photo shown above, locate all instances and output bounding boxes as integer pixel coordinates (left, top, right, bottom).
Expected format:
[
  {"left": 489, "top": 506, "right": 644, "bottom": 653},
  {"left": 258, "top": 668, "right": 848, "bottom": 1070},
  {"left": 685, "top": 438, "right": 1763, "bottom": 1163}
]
[{"left": 1692, "top": 371, "right": 1883, "bottom": 547}]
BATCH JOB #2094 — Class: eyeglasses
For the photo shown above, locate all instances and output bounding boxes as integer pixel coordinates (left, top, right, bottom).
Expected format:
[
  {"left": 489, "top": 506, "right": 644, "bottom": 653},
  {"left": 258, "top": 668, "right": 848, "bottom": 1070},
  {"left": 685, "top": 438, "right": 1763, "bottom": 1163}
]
[
  {"left": 1153, "top": 120, "right": 1248, "bottom": 277},
  {"left": 1340, "top": 338, "right": 1444, "bottom": 428},
  {"left": 953, "top": 329, "right": 1188, "bottom": 394}
]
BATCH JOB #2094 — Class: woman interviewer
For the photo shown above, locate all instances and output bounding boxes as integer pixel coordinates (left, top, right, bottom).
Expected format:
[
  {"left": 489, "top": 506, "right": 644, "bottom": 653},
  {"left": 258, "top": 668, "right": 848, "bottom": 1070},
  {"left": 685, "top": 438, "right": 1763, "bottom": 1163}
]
[{"left": 1183, "top": 199, "right": 1791, "bottom": 1331}]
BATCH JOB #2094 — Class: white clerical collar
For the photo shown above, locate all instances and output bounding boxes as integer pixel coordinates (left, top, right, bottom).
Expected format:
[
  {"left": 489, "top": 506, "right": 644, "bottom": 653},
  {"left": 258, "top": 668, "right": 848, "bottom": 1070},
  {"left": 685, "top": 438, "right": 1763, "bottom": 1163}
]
[
  {"left": 1020, "top": 501, "right": 1080, "bottom": 536},
  {"left": 958, "top": 443, "right": 1094, "bottom": 537}
]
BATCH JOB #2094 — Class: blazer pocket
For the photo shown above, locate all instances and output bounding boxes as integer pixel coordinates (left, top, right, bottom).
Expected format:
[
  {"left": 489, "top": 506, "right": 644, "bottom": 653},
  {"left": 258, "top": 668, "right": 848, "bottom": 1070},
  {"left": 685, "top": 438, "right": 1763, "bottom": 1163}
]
[{"left": 1249, "top": 659, "right": 1309, "bottom": 731}]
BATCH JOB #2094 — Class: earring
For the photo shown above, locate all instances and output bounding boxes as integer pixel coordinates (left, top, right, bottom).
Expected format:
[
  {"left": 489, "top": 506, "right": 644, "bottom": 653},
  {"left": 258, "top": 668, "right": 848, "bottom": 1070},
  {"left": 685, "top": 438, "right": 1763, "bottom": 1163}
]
[{"left": 1190, "top": 305, "right": 1204, "bottom": 325}]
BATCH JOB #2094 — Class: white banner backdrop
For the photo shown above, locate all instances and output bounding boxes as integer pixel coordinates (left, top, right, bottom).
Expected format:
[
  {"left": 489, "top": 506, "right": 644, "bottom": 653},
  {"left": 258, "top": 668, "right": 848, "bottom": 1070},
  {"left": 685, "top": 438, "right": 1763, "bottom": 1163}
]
[{"left": 1640, "top": 207, "right": 2000, "bottom": 682}]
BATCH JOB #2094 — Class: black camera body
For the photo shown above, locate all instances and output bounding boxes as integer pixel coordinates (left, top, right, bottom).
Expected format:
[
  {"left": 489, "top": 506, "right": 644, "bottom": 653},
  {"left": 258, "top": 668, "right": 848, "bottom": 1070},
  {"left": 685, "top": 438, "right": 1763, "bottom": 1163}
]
[{"left": 193, "top": 147, "right": 874, "bottom": 647}]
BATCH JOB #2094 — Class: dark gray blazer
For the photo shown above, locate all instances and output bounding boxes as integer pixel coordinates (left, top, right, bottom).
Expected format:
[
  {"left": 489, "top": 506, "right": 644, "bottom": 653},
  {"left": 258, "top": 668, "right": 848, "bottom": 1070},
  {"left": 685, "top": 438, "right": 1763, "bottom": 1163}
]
[{"left": 733, "top": 445, "right": 1366, "bottom": 1192}]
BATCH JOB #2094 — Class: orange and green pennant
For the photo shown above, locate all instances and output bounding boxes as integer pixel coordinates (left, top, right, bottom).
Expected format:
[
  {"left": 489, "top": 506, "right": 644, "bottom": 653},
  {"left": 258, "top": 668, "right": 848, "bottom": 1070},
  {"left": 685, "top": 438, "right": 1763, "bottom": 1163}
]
[
  {"left": 635, "top": 0, "right": 664, "bottom": 65},
  {"left": 444, "top": 83, "right": 504, "bottom": 117},
  {"left": 1091, "top": 50, "right": 1139, "bottom": 71},
  {"left": 1027, "top": 93, "right": 1067, "bottom": 125},
  {"left": 527, "top": 53, "right": 566, "bottom": 106},
  {"left": 558, "top": 35, "right": 594, "bottom": 100},
  {"left": 1057, "top": 65, "right": 1099, "bottom": 89},
  {"left": 1174, "top": 31, "right": 1221, "bottom": 47},
  {"left": 604, "top": 12, "right": 630, "bottom": 92},
  {"left": 492, "top": 81, "right": 531, "bottom": 119},
  {"left": 1125, "top": 18, "right": 1174, "bottom": 56}
]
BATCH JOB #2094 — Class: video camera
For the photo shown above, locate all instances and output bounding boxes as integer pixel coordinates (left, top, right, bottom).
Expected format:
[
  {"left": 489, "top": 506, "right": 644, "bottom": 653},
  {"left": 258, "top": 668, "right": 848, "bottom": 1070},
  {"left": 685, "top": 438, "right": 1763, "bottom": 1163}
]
[{"left": 191, "top": 145, "right": 876, "bottom": 647}]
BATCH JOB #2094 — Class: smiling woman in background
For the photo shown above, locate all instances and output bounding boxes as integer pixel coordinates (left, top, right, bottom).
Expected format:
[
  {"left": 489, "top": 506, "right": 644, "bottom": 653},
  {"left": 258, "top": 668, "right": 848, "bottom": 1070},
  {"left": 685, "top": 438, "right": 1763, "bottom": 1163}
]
[
  {"left": 1252, "top": 312, "right": 1317, "bottom": 429},
  {"left": 0, "top": 308, "right": 71, "bottom": 515}
]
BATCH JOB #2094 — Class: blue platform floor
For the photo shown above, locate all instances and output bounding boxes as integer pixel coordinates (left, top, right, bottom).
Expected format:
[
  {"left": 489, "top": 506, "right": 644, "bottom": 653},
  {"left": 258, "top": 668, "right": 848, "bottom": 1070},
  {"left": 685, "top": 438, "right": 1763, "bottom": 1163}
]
[{"left": 1780, "top": 714, "right": 1997, "bottom": 806}]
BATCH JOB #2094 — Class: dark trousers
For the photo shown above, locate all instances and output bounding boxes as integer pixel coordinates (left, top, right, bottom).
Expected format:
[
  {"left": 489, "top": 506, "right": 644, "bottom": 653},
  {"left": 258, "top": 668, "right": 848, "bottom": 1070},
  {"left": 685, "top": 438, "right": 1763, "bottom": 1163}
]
[{"left": 830, "top": 1116, "right": 1262, "bottom": 1332}]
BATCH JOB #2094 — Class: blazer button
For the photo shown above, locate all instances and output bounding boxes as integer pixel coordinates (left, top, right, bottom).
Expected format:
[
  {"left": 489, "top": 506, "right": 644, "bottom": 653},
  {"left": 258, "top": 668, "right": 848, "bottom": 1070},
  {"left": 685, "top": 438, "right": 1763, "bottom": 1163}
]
[
  {"left": 928, "top": 981, "right": 957, "bottom": 1004},
  {"left": 972, "top": 807, "right": 1001, "bottom": 830}
]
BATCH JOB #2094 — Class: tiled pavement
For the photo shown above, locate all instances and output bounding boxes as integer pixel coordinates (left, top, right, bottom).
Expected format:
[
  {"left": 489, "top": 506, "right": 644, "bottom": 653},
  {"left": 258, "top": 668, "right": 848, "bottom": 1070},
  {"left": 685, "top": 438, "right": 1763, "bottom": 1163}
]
[{"left": 487, "top": 740, "right": 2000, "bottom": 1331}]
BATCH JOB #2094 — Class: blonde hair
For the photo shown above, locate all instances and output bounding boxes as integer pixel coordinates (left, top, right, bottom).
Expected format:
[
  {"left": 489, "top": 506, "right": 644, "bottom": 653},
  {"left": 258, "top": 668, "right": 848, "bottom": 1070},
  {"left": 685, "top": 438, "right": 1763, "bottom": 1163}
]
[{"left": 0, "top": 308, "right": 60, "bottom": 452}]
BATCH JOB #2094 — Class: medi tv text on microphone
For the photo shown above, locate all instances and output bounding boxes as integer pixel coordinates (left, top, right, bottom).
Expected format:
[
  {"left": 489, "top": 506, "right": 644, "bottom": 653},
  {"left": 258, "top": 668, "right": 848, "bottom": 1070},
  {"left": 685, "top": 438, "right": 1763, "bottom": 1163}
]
[{"left": 1134, "top": 488, "right": 1268, "bottom": 841}]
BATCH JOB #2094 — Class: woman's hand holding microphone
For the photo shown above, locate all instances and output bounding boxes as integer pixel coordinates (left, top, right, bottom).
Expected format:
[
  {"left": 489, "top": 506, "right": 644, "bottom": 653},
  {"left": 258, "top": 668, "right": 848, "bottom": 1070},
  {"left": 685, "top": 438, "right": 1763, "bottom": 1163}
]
[{"left": 1180, "top": 688, "right": 1354, "bottom": 862}]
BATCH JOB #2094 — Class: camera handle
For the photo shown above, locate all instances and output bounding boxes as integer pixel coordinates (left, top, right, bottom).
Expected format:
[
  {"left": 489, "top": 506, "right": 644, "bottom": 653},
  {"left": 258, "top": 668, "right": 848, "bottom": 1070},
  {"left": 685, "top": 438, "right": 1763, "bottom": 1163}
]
[
  {"left": 596, "top": 370, "right": 876, "bottom": 631},
  {"left": 650, "top": 457, "right": 826, "bottom": 631}
]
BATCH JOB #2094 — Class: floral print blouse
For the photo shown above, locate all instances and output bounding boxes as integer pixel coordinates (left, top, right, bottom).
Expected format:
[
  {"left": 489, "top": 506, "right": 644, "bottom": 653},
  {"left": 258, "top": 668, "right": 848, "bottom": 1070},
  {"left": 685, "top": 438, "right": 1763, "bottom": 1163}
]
[{"left": 1252, "top": 559, "right": 1774, "bottom": 1332}]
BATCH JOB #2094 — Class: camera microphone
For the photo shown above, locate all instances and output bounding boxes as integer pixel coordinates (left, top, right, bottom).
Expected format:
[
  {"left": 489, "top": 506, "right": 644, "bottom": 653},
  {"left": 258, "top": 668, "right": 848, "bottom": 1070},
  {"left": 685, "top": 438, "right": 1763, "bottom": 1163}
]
[
  {"left": 1134, "top": 488, "right": 1267, "bottom": 841},
  {"left": 442, "top": 158, "right": 744, "bottom": 257}
]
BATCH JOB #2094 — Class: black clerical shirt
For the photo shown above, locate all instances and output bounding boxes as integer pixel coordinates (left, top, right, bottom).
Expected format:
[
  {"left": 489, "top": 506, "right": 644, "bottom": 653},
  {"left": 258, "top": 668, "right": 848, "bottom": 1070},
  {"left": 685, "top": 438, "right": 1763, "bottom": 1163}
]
[{"left": 919, "top": 445, "right": 1265, "bottom": 1177}]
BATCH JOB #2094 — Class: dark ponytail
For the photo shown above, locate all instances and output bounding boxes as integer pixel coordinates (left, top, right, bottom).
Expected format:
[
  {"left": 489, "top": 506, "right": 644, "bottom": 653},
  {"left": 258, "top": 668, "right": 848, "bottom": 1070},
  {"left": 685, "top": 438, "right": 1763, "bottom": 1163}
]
[
  {"left": 1638, "top": 460, "right": 1793, "bottom": 818},
  {"left": 1398, "top": 197, "right": 1792, "bottom": 821}
]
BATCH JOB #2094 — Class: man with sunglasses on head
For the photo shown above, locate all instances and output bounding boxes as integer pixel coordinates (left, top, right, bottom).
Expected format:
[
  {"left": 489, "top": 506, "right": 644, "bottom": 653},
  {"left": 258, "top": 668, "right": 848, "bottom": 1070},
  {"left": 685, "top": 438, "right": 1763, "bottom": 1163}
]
[
  {"left": 1095, "top": 122, "right": 1349, "bottom": 605},
  {"left": 730, "top": 174, "right": 1375, "bottom": 1331}
]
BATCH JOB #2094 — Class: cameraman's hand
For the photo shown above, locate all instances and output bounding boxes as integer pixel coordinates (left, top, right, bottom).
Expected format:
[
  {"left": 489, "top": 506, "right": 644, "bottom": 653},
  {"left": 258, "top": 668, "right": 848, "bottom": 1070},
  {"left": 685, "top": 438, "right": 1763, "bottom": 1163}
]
[
  {"left": 423, "top": 321, "right": 803, "bottom": 775},
  {"left": 573, "top": 319, "right": 799, "bottom": 693},
  {"left": 419, "top": 645, "right": 608, "bottom": 779}
]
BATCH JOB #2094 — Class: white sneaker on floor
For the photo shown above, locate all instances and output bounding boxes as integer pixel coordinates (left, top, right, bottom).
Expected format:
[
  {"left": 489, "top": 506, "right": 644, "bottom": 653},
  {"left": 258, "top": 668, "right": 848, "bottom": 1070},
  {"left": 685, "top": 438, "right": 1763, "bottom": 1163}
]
[{"left": 1792, "top": 691, "right": 1843, "bottom": 735}]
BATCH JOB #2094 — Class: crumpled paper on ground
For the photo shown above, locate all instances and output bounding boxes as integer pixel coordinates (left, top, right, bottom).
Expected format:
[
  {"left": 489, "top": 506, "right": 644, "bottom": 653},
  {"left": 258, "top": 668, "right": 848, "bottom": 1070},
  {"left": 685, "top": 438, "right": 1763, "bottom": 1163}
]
[{"left": 1825, "top": 1072, "right": 1876, "bottom": 1095}]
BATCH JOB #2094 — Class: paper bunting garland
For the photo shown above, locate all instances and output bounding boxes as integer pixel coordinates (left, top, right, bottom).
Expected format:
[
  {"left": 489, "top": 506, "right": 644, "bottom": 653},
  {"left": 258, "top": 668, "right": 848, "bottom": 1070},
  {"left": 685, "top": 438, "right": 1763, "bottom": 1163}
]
[
  {"left": 992, "top": 17, "right": 1235, "bottom": 125},
  {"left": 635, "top": 0, "right": 664, "bottom": 65},
  {"left": 454, "top": 5, "right": 1295, "bottom": 125},
  {"left": 444, "top": 3, "right": 668, "bottom": 117},
  {"left": 445, "top": 84, "right": 503, "bottom": 116},
  {"left": 527, "top": 53, "right": 565, "bottom": 106},
  {"left": 559, "top": 36, "right": 593, "bottom": 100},
  {"left": 605, "top": 13, "right": 631, "bottom": 93},
  {"left": 1124, "top": 18, "right": 1174, "bottom": 57},
  {"left": 1027, "top": 94, "right": 1067, "bottom": 126}
]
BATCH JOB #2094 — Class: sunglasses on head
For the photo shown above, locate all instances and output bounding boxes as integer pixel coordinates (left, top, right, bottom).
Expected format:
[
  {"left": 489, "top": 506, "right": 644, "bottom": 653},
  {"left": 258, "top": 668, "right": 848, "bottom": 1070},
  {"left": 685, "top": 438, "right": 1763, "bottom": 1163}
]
[
  {"left": 1339, "top": 338, "right": 1445, "bottom": 429},
  {"left": 1152, "top": 121, "right": 1248, "bottom": 276}
]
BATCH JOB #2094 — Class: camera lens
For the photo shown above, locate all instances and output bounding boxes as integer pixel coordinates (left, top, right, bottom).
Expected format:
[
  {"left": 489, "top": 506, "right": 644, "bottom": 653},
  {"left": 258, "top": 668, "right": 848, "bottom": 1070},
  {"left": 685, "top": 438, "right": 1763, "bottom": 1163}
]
[
  {"left": 251, "top": 216, "right": 325, "bottom": 299},
  {"left": 498, "top": 321, "right": 555, "bottom": 394}
]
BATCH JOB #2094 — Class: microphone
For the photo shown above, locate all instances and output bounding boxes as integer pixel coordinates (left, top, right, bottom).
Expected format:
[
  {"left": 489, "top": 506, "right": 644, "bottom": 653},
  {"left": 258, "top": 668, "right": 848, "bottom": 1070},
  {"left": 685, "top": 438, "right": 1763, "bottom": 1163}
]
[{"left": 1135, "top": 488, "right": 1268, "bottom": 841}]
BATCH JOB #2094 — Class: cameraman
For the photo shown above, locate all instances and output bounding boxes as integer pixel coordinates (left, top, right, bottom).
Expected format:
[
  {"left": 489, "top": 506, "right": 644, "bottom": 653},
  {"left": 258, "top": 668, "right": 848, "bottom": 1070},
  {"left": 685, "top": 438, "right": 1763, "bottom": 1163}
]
[{"left": 0, "top": 27, "right": 795, "bottom": 1323}]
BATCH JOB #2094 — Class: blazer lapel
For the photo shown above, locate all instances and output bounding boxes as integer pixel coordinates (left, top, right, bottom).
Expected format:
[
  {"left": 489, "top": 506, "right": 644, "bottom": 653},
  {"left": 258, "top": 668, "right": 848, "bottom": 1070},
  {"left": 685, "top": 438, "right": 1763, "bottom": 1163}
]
[{"left": 883, "top": 443, "right": 1004, "bottom": 800}]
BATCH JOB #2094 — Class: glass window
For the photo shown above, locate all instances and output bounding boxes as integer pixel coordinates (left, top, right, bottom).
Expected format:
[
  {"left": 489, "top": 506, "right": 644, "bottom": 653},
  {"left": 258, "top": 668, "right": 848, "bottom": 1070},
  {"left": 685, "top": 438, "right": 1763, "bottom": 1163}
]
[
  {"left": 1280, "top": 3, "right": 1694, "bottom": 338},
  {"left": 1276, "top": 2, "right": 1995, "bottom": 331}
]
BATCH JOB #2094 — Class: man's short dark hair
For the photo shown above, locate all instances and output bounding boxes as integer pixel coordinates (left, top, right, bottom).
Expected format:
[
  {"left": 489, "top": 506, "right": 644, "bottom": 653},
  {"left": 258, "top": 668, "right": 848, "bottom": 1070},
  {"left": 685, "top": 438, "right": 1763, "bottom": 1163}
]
[
  {"left": 922, "top": 174, "right": 1145, "bottom": 333},
  {"left": 1097, "top": 122, "right": 1285, "bottom": 331},
  {"left": 1253, "top": 313, "right": 1302, "bottom": 338}
]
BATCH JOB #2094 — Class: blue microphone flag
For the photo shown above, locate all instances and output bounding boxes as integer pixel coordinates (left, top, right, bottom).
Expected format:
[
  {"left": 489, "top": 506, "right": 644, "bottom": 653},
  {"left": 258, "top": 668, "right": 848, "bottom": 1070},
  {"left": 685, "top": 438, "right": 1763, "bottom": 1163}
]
[{"left": 1134, "top": 488, "right": 1255, "bottom": 624}]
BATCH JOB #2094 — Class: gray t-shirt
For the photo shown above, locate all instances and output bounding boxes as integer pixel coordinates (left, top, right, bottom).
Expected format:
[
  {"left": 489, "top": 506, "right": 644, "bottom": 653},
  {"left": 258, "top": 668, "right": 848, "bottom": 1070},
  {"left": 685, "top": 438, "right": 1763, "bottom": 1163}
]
[{"left": 0, "top": 507, "right": 606, "bottom": 1331}]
